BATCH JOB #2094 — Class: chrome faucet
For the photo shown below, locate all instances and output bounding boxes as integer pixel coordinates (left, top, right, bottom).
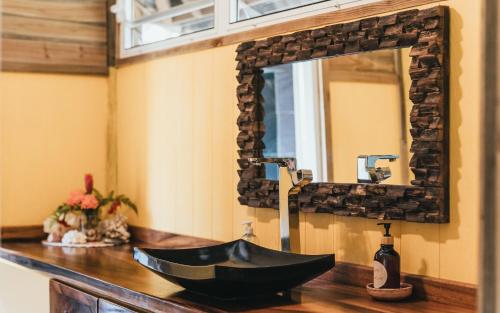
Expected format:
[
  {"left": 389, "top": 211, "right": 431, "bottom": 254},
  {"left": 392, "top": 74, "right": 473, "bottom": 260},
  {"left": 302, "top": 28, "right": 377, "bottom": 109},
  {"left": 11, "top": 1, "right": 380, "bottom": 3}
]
[
  {"left": 248, "top": 157, "right": 313, "bottom": 253},
  {"left": 357, "top": 155, "right": 399, "bottom": 184}
]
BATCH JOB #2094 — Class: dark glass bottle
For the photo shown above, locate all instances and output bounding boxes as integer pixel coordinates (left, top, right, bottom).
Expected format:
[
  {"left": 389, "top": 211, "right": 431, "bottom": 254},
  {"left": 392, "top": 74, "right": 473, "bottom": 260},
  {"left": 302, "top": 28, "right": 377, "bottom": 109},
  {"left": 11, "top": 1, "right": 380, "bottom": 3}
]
[{"left": 373, "top": 223, "right": 400, "bottom": 289}]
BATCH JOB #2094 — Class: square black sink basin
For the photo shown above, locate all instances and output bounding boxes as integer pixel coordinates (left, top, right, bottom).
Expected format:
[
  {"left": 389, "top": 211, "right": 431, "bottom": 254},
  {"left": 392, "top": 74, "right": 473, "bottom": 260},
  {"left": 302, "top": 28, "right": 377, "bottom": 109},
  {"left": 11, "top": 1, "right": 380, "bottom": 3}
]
[{"left": 133, "top": 239, "right": 335, "bottom": 299}]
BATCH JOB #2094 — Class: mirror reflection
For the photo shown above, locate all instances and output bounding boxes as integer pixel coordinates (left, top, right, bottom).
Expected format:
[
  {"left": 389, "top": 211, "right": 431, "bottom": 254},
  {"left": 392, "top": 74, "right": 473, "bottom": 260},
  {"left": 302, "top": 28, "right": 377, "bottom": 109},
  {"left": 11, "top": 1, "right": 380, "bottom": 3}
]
[{"left": 261, "top": 48, "right": 414, "bottom": 185}]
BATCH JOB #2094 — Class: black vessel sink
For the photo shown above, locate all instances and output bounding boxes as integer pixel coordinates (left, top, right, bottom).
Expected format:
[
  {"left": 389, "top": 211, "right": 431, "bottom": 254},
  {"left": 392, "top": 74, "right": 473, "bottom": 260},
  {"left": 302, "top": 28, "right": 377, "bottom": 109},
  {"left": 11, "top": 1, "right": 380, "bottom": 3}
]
[{"left": 133, "top": 239, "right": 334, "bottom": 299}]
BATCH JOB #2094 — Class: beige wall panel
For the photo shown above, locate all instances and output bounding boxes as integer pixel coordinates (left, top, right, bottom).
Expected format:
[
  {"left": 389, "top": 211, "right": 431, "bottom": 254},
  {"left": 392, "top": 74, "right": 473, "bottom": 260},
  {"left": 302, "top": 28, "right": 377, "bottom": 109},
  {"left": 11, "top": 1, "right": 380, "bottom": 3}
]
[
  {"left": 1, "top": 72, "right": 108, "bottom": 226},
  {"left": 211, "top": 46, "right": 238, "bottom": 242},
  {"left": 169, "top": 54, "right": 195, "bottom": 236},
  {"left": 334, "top": 217, "right": 401, "bottom": 266},
  {"left": 116, "top": 63, "right": 151, "bottom": 227},
  {"left": 299, "top": 212, "right": 306, "bottom": 254},
  {"left": 0, "top": 259, "right": 50, "bottom": 313},
  {"left": 438, "top": 1, "right": 481, "bottom": 285},
  {"left": 193, "top": 50, "right": 215, "bottom": 239},
  {"left": 303, "top": 213, "right": 334, "bottom": 255},
  {"left": 255, "top": 208, "right": 280, "bottom": 250},
  {"left": 401, "top": 222, "right": 440, "bottom": 277},
  {"left": 145, "top": 57, "right": 181, "bottom": 232},
  {"left": 135, "top": 54, "right": 198, "bottom": 235}
]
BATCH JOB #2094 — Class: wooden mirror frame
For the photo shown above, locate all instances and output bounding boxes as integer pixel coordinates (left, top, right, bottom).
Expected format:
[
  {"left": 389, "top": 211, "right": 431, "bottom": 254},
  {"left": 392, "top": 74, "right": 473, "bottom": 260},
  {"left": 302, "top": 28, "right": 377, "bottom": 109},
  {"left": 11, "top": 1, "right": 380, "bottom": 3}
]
[{"left": 235, "top": 6, "right": 449, "bottom": 223}]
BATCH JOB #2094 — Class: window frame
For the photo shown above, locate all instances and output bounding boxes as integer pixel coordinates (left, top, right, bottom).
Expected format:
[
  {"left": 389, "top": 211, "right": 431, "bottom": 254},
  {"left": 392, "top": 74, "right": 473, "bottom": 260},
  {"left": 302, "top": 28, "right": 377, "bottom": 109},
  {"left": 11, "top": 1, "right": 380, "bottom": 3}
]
[{"left": 117, "top": 0, "right": 382, "bottom": 59}]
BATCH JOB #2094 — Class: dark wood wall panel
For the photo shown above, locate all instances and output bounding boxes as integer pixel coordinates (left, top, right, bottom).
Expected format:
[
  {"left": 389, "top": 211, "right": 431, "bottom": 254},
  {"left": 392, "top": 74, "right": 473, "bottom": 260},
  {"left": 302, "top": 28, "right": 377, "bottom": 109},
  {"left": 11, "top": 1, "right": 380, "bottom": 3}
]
[
  {"left": 0, "top": 225, "right": 44, "bottom": 240},
  {"left": 2, "top": 15, "right": 107, "bottom": 43},
  {"left": 2, "top": 0, "right": 107, "bottom": 23},
  {"left": 1, "top": 0, "right": 109, "bottom": 75}
]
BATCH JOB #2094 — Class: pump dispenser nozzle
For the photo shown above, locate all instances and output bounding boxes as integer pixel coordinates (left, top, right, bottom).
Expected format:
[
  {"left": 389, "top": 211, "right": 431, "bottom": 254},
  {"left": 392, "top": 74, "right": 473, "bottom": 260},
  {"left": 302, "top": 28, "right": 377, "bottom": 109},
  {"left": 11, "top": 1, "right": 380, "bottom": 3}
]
[
  {"left": 377, "top": 223, "right": 391, "bottom": 236},
  {"left": 377, "top": 222, "right": 393, "bottom": 245},
  {"left": 241, "top": 221, "right": 257, "bottom": 243}
]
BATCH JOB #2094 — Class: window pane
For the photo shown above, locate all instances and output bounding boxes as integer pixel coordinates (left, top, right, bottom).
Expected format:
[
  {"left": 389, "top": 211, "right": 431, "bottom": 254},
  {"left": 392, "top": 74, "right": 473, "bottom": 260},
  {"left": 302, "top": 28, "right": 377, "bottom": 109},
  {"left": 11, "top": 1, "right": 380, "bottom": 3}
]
[
  {"left": 128, "top": 0, "right": 214, "bottom": 48},
  {"left": 232, "top": 0, "right": 330, "bottom": 22}
]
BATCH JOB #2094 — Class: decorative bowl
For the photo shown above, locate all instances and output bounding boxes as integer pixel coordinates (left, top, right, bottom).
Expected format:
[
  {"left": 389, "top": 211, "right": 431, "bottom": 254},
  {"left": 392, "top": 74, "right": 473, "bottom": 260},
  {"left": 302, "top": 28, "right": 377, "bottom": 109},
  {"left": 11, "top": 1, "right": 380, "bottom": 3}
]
[{"left": 133, "top": 239, "right": 334, "bottom": 299}]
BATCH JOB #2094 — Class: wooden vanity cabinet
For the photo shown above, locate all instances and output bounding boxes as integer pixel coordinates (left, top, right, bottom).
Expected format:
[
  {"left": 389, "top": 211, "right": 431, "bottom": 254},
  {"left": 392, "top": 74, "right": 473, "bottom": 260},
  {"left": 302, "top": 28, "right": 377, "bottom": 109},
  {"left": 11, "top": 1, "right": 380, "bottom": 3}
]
[
  {"left": 50, "top": 280, "right": 98, "bottom": 313},
  {"left": 50, "top": 280, "right": 142, "bottom": 313}
]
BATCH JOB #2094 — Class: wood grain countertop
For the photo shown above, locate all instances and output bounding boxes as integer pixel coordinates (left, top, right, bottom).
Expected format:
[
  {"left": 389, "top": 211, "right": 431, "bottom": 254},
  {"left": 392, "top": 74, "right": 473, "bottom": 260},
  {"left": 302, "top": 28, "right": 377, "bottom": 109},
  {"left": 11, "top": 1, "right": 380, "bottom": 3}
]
[{"left": 0, "top": 237, "right": 475, "bottom": 313}]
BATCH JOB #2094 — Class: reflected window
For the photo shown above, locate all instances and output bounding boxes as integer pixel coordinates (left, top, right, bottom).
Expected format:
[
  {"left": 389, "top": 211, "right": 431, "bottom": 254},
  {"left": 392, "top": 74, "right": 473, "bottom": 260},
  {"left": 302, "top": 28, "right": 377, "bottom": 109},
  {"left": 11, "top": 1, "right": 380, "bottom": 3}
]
[
  {"left": 262, "top": 60, "right": 326, "bottom": 182},
  {"left": 262, "top": 64, "right": 296, "bottom": 180}
]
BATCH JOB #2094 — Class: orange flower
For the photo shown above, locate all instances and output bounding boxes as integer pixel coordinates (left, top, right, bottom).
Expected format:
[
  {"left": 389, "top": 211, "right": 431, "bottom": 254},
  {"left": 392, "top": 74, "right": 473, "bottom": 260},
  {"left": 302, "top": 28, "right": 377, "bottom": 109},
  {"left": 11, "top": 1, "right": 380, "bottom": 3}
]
[
  {"left": 81, "top": 194, "right": 99, "bottom": 210},
  {"left": 66, "top": 190, "right": 84, "bottom": 206}
]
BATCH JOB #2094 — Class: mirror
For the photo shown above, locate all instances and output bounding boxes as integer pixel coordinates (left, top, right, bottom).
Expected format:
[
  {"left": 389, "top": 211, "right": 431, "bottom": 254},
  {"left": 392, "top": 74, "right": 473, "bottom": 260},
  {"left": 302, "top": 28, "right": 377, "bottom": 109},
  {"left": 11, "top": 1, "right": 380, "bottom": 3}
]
[
  {"left": 236, "top": 6, "right": 449, "bottom": 223},
  {"left": 261, "top": 48, "right": 414, "bottom": 185}
]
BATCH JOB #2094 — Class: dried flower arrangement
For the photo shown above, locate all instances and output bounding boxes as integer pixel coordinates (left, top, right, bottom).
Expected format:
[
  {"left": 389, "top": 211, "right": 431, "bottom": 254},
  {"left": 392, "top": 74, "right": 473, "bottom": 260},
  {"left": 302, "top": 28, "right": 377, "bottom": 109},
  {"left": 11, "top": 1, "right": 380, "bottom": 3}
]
[{"left": 43, "top": 174, "right": 137, "bottom": 246}]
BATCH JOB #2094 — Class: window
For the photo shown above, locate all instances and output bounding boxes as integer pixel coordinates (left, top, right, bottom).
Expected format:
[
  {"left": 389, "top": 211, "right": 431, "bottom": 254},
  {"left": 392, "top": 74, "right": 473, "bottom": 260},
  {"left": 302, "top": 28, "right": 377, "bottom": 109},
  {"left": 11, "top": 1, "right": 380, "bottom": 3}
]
[
  {"left": 232, "top": 0, "right": 329, "bottom": 22},
  {"left": 122, "top": 0, "right": 215, "bottom": 49},
  {"left": 113, "top": 0, "right": 382, "bottom": 58}
]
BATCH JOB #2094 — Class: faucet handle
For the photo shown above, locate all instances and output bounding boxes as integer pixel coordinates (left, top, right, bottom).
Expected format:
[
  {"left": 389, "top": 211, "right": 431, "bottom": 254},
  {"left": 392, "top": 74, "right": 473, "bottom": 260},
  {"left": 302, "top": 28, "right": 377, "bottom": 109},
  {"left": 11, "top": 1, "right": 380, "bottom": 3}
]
[
  {"left": 357, "top": 154, "right": 399, "bottom": 184},
  {"left": 290, "top": 169, "right": 313, "bottom": 187},
  {"left": 288, "top": 169, "right": 314, "bottom": 196},
  {"left": 363, "top": 155, "right": 399, "bottom": 168}
]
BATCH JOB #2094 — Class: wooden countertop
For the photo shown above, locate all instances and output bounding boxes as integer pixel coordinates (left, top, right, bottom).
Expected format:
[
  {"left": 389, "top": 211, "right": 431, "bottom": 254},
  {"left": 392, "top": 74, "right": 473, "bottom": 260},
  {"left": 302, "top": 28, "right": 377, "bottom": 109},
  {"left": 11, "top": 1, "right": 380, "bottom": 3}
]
[{"left": 0, "top": 238, "right": 474, "bottom": 313}]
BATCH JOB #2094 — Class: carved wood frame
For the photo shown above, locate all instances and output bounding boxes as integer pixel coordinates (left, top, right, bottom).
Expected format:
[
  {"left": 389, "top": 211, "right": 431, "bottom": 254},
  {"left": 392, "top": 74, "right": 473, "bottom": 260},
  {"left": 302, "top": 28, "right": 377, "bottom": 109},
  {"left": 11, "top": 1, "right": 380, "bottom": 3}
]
[{"left": 235, "top": 6, "right": 449, "bottom": 223}]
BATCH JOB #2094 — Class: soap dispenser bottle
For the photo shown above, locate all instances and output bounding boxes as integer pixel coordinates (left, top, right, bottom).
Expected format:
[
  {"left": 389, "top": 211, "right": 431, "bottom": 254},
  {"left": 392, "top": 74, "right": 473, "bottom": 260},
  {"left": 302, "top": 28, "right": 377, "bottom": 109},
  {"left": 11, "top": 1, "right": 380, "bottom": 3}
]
[
  {"left": 374, "top": 222, "right": 400, "bottom": 289},
  {"left": 241, "top": 221, "right": 258, "bottom": 244}
]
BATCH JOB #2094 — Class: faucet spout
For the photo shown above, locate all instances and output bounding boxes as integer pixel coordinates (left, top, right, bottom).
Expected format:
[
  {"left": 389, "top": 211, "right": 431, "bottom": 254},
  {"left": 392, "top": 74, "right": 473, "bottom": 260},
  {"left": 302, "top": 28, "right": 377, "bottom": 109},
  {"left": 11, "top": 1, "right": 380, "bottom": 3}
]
[
  {"left": 248, "top": 157, "right": 296, "bottom": 171},
  {"left": 248, "top": 157, "right": 313, "bottom": 253}
]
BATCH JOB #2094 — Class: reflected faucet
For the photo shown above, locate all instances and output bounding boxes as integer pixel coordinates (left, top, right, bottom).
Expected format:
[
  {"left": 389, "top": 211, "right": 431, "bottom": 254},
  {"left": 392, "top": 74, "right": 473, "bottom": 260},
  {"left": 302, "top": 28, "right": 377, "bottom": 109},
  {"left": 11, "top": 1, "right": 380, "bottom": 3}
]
[
  {"left": 248, "top": 157, "right": 313, "bottom": 253},
  {"left": 357, "top": 155, "right": 399, "bottom": 184}
]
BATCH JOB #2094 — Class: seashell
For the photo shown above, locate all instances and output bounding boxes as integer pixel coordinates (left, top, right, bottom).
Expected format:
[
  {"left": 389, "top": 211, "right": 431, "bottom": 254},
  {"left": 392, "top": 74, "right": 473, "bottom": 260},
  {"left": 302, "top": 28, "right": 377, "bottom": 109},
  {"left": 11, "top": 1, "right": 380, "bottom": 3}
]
[
  {"left": 62, "top": 230, "right": 87, "bottom": 244},
  {"left": 84, "top": 228, "right": 100, "bottom": 242},
  {"left": 47, "top": 232, "right": 62, "bottom": 243}
]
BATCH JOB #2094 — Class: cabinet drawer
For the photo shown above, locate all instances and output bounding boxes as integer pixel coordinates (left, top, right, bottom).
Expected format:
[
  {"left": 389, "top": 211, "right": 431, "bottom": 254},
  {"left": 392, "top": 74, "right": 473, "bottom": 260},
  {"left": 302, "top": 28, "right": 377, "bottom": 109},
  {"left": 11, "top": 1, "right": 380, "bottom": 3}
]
[
  {"left": 50, "top": 280, "right": 98, "bottom": 313},
  {"left": 99, "top": 299, "right": 141, "bottom": 313}
]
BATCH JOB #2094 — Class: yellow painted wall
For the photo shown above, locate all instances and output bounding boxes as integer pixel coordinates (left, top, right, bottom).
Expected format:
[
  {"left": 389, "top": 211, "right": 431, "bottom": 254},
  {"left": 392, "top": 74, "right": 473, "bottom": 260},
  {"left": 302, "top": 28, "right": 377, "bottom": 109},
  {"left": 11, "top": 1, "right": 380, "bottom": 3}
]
[
  {"left": 114, "top": 0, "right": 481, "bottom": 285},
  {"left": 0, "top": 72, "right": 108, "bottom": 226},
  {"left": 327, "top": 48, "right": 413, "bottom": 185},
  {"left": 329, "top": 81, "right": 409, "bottom": 185},
  {"left": 116, "top": 47, "right": 249, "bottom": 240}
]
